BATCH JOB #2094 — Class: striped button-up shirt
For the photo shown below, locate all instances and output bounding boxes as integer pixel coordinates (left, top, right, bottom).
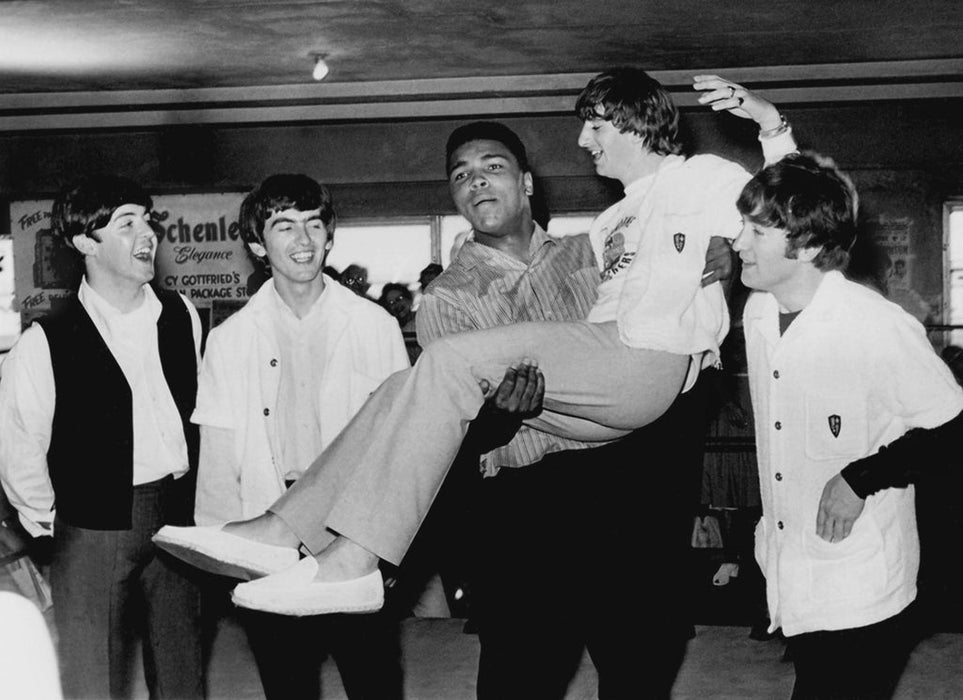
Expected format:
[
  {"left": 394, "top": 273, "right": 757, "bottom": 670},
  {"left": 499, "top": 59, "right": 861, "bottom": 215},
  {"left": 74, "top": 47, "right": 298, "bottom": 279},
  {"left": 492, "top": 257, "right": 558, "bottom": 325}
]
[{"left": 416, "top": 225, "right": 601, "bottom": 472}]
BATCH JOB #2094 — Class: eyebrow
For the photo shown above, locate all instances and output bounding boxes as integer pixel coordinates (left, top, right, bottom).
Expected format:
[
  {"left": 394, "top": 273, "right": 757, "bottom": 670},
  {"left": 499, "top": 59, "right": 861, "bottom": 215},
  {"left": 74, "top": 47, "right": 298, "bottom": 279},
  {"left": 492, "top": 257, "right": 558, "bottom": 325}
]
[
  {"left": 270, "top": 213, "right": 323, "bottom": 224},
  {"left": 113, "top": 209, "right": 146, "bottom": 221},
  {"left": 449, "top": 152, "right": 510, "bottom": 173}
]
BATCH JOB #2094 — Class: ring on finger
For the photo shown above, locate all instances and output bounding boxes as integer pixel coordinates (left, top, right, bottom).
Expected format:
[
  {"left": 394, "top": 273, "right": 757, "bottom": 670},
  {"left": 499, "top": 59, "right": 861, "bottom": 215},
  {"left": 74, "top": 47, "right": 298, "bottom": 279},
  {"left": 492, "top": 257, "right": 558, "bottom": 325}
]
[
  {"left": 737, "top": 96, "right": 744, "bottom": 106},
  {"left": 728, "top": 86, "right": 735, "bottom": 98}
]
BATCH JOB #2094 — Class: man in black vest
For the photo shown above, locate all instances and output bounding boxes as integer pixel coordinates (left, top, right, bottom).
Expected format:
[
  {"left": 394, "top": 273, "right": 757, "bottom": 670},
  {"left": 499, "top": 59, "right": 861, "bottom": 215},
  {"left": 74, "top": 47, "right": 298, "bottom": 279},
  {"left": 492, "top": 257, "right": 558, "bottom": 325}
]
[{"left": 0, "top": 175, "right": 205, "bottom": 699}]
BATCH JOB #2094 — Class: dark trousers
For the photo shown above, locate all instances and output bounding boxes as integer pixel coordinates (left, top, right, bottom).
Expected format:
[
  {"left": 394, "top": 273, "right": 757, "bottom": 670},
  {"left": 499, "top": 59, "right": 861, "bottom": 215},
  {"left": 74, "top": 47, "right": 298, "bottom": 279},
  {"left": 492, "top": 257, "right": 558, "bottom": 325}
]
[
  {"left": 472, "top": 380, "right": 708, "bottom": 700},
  {"left": 240, "top": 605, "right": 403, "bottom": 700},
  {"left": 51, "top": 478, "right": 204, "bottom": 700},
  {"left": 241, "top": 478, "right": 403, "bottom": 700},
  {"left": 786, "top": 603, "right": 919, "bottom": 700}
]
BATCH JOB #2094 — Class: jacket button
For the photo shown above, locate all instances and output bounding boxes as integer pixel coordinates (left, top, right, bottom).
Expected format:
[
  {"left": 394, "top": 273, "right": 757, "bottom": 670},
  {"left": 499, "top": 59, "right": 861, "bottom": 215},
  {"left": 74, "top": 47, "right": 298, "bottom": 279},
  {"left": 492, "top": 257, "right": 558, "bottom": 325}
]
[
  {"left": 773, "top": 370, "right": 780, "bottom": 379},
  {"left": 775, "top": 473, "right": 783, "bottom": 481},
  {"left": 263, "top": 408, "right": 270, "bottom": 416},
  {"left": 774, "top": 421, "right": 782, "bottom": 430},
  {"left": 270, "top": 359, "right": 278, "bottom": 367},
  {"left": 777, "top": 521, "right": 784, "bottom": 530}
]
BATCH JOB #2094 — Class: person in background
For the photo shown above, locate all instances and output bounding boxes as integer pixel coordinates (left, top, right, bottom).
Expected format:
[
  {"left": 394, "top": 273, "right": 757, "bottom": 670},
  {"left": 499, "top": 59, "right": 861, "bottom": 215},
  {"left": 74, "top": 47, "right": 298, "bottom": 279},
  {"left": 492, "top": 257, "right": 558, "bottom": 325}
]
[
  {"left": 380, "top": 282, "right": 420, "bottom": 364},
  {"left": 379, "top": 283, "right": 415, "bottom": 327},
  {"left": 0, "top": 175, "right": 204, "bottom": 699},
  {"left": 418, "top": 263, "right": 443, "bottom": 294},
  {"left": 735, "top": 152, "right": 963, "bottom": 698},
  {"left": 340, "top": 263, "right": 371, "bottom": 298},
  {"left": 192, "top": 174, "right": 407, "bottom": 699}
]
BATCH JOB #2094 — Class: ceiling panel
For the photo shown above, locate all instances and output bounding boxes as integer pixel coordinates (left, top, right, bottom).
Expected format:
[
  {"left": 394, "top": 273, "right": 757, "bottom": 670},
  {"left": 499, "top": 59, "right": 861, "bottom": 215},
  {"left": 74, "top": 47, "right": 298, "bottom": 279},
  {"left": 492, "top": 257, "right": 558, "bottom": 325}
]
[{"left": 1, "top": 0, "right": 961, "bottom": 93}]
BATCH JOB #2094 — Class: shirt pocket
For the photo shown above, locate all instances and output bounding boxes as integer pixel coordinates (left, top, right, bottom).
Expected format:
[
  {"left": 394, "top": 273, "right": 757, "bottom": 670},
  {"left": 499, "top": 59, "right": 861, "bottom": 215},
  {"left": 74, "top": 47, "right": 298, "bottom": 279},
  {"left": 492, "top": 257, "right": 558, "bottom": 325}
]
[{"left": 803, "top": 394, "right": 869, "bottom": 462}]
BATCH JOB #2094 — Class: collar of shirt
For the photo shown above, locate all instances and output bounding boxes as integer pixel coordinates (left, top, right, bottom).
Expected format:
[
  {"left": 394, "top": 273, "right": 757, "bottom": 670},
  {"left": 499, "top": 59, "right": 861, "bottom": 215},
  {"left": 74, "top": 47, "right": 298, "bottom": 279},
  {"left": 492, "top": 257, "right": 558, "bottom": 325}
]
[
  {"left": 745, "top": 270, "right": 845, "bottom": 347},
  {"left": 78, "top": 277, "right": 160, "bottom": 357},
  {"left": 456, "top": 224, "right": 557, "bottom": 272},
  {"left": 267, "top": 276, "right": 332, "bottom": 331},
  {"left": 622, "top": 153, "right": 685, "bottom": 198}
]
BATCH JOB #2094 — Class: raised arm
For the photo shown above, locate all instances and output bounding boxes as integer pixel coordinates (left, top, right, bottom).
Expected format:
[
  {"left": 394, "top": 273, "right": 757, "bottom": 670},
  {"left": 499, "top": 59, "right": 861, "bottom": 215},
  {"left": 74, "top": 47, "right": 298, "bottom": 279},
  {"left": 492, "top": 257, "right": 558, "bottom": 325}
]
[
  {"left": 692, "top": 74, "right": 783, "bottom": 131},
  {"left": 692, "top": 74, "right": 797, "bottom": 165}
]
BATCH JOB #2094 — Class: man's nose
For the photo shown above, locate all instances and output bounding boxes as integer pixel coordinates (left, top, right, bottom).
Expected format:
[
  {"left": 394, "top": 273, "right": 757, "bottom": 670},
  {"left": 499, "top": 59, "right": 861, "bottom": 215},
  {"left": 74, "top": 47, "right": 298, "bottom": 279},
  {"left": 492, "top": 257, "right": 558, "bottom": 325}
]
[
  {"left": 577, "top": 122, "right": 592, "bottom": 148},
  {"left": 295, "top": 223, "right": 312, "bottom": 242},
  {"left": 468, "top": 172, "right": 489, "bottom": 190},
  {"left": 138, "top": 218, "right": 157, "bottom": 240}
]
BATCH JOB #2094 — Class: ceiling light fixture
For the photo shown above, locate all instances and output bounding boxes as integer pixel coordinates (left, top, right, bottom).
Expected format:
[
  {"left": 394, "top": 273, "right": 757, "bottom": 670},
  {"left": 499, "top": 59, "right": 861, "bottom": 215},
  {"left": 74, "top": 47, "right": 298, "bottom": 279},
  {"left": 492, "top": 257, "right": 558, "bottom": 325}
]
[{"left": 309, "top": 52, "right": 329, "bottom": 81}]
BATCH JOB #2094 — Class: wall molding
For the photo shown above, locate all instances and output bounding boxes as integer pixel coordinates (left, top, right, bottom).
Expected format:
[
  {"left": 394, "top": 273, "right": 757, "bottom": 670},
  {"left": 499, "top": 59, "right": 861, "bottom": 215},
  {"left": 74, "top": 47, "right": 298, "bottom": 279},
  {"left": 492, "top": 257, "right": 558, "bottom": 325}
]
[{"left": 1, "top": 59, "right": 961, "bottom": 132}]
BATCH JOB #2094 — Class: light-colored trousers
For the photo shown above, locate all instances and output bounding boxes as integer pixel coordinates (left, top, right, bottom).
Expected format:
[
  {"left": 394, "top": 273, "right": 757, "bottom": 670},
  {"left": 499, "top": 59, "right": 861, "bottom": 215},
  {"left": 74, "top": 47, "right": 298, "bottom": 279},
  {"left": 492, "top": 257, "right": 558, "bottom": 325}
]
[{"left": 271, "top": 320, "right": 687, "bottom": 564}]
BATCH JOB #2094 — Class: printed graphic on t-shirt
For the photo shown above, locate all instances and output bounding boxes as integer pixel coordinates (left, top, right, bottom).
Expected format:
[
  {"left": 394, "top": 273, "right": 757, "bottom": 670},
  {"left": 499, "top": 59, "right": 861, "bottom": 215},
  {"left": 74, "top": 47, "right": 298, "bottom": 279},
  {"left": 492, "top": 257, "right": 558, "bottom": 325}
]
[{"left": 600, "top": 215, "right": 636, "bottom": 281}]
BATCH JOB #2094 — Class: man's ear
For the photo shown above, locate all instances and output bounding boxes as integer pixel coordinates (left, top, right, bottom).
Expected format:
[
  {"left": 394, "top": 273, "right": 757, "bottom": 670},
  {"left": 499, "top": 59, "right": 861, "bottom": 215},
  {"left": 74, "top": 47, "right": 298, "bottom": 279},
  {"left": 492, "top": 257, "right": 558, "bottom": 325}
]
[
  {"left": 248, "top": 241, "right": 267, "bottom": 259},
  {"left": 798, "top": 245, "right": 822, "bottom": 263},
  {"left": 71, "top": 234, "right": 97, "bottom": 256},
  {"left": 523, "top": 172, "right": 534, "bottom": 197}
]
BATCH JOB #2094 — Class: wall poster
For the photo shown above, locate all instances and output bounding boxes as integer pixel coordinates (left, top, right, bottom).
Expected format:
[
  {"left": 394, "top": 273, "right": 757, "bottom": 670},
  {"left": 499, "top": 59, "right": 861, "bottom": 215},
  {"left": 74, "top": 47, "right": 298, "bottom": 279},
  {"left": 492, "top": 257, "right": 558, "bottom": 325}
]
[{"left": 8, "top": 192, "right": 253, "bottom": 336}]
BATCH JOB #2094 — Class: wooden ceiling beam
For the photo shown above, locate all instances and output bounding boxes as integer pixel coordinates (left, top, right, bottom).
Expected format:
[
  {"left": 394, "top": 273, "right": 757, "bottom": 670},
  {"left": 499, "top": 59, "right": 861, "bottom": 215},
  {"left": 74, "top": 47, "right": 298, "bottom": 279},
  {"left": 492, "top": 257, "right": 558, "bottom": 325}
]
[{"left": 1, "top": 59, "right": 960, "bottom": 131}]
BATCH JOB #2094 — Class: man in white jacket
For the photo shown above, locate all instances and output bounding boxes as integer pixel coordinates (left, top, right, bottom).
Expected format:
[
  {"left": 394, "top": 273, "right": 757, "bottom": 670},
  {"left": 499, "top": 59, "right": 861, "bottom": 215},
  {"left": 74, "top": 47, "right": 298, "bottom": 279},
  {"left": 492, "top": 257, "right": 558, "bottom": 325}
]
[
  {"left": 192, "top": 173, "right": 409, "bottom": 699},
  {"left": 735, "top": 153, "right": 963, "bottom": 698}
]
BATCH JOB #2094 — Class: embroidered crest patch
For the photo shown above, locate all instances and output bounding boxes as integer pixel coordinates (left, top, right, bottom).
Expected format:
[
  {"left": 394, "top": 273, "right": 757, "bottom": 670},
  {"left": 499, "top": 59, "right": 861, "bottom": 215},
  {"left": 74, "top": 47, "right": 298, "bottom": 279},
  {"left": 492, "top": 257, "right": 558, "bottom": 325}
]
[
  {"left": 673, "top": 232, "right": 686, "bottom": 253},
  {"left": 828, "top": 414, "right": 841, "bottom": 438}
]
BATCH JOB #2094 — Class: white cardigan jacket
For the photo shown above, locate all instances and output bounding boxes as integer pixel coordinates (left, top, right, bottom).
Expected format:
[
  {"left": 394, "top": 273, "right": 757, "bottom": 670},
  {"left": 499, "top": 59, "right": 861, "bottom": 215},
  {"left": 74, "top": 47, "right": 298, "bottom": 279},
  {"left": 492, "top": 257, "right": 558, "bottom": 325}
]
[{"left": 192, "top": 277, "right": 409, "bottom": 524}]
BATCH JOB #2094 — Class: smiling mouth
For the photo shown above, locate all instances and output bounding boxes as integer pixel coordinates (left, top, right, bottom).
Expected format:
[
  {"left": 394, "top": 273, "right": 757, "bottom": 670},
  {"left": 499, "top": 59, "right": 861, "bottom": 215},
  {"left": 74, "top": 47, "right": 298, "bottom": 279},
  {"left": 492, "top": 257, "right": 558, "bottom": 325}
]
[
  {"left": 290, "top": 251, "right": 315, "bottom": 263},
  {"left": 132, "top": 247, "right": 153, "bottom": 262}
]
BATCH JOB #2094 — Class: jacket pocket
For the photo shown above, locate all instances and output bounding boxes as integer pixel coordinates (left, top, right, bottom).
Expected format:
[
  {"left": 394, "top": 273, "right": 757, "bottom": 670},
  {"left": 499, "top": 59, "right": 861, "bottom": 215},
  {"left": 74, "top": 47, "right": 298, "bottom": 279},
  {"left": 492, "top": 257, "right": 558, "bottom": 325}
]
[{"left": 804, "top": 517, "right": 886, "bottom": 603}]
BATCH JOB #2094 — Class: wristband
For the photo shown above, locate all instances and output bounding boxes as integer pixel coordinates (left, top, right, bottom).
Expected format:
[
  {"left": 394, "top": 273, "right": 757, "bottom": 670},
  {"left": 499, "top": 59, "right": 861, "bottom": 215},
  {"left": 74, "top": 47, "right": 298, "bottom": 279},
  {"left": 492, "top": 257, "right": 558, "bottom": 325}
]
[{"left": 758, "top": 113, "right": 790, "bottom": 140}]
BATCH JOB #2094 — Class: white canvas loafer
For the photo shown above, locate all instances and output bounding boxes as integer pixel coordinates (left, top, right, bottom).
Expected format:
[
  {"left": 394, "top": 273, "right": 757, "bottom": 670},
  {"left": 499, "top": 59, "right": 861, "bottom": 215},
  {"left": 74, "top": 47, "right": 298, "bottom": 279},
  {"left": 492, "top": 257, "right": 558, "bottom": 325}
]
[
  {"left": 231, "top": 557, "right": 384, "bottom": 615},
  {"left": 152, "top": 525, "right": 300, "bottom": 580}
]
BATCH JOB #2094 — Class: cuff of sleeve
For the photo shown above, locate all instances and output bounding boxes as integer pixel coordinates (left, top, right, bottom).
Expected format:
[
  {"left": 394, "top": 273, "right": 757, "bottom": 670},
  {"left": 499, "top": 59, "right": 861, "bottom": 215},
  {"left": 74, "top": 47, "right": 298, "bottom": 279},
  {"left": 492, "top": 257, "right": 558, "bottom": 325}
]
[
  {"left": 17, "top": 513, "right": 54, "bottom": 539},
  {"left": 840, "top": 452, "right": 884, "bottom": 499}
]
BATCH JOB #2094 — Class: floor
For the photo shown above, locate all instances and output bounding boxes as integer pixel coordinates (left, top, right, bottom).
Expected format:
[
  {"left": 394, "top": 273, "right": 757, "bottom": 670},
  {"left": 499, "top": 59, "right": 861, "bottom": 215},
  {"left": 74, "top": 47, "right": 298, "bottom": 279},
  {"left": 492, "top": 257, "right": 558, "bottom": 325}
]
[
  {"left": 7, "top": 548, "right": 963, "bottom": 699},
  {"left": 192, "top": 613, "right": 963, "bottom": 700}
]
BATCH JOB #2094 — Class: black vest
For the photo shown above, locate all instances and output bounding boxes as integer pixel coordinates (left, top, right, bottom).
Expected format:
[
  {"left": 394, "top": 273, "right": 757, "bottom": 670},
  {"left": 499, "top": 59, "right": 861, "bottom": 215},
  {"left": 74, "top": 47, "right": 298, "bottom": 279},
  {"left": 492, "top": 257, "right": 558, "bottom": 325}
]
[{"left": 37, "top": 288, "right": 199, "bottom": 530}]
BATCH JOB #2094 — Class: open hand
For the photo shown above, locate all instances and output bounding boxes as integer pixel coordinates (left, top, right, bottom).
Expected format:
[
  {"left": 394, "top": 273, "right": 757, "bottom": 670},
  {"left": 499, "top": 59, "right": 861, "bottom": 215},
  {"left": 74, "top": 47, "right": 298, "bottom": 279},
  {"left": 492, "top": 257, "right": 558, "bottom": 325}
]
[
  {"left": 692, "top": 74, "right": 783, "bottom": 132},
  {"left": 477, "top": 360, "right": 545, "bottom": 419}
]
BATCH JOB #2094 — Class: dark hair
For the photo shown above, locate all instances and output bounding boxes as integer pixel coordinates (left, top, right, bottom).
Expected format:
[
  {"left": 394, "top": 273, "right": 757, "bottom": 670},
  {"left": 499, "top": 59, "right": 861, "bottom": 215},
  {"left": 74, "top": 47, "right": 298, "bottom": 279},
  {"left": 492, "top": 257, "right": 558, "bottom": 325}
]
[
  {"left": 446, "top": 121, "right": 530, "bottom": 174},
  {"left": 737, "top": 152, "right": 858, "bottom": 271},
  {"left": 575, "top": 68, "right": 683, "bottom": 156},
  {"left": 419, "top": 263, "right": 443, "bottom": 287},
  {"left": 51, "top": 175, "right": 152, "bottom": 246},
  {"left": 379, "top": 282, "right": 413, "bottom": 304},
  {"left": 238, "top": 174, "right": 336, "bottom": 248}
]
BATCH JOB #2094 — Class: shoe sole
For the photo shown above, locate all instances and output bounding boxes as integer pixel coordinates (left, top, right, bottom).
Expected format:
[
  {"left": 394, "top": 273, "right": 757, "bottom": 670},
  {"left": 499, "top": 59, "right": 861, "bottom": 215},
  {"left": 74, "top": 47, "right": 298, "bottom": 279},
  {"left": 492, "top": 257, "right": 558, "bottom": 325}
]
[
  {"left": 153, "top": 532, "right": 295, "bottom": 581},
  {"left": 231, "top": 588, "right": 384, "bottom": 615}
]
